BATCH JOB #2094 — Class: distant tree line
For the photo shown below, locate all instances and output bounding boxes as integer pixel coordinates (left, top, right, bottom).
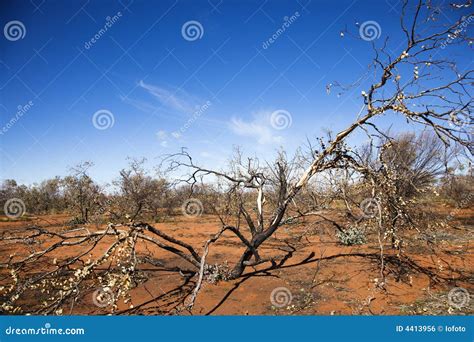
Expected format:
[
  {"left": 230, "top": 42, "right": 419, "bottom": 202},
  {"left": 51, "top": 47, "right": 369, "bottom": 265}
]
[{"left": 1, "top": 133, "right": 472, "bottom": 225}]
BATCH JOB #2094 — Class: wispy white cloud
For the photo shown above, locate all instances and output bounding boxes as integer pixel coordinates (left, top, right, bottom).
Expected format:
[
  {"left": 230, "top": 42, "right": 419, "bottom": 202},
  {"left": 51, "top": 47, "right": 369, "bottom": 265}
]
[
  {"left": 155, "top": 130, "right": 169, "bottom": 147},
  {"left": 138, "top": 80, "right": 196, "bottom": 114},
  {"left": 229, "top": 111, "right": 284, "bottom": 145},
  {"left": 122, "top": 82, "right": 226, "bottom": 136},
  {"left": 156, "top": 130, "right": 168, "bottom": 140},
  {"left": 155, "top": 129, "right": 183, "bottom": 148},
  {"left": 120, "top": 96, "right": 158, "bottom": 113}
]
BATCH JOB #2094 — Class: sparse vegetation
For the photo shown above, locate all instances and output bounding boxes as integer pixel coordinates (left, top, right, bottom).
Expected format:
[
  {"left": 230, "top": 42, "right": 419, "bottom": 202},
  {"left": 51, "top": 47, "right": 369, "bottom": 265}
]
[{"left": 336, "top": 226, "right": 366, "bottom": 246}]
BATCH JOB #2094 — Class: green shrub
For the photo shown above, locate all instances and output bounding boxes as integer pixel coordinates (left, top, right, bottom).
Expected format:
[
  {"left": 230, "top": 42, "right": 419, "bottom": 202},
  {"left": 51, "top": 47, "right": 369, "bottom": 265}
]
[{"left": 336, "top": 226, "right": 366, "bottom": 245}]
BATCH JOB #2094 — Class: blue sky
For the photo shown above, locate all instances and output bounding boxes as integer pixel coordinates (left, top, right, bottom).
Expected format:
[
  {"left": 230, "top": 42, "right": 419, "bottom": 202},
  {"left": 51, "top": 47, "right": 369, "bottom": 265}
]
[{"left": 0, "top": 0, "right": 471, "bottom": 185}]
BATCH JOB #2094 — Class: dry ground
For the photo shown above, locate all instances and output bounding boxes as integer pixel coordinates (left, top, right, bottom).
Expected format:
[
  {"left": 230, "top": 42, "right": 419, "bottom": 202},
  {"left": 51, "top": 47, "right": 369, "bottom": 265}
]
[{"left": 0, "top": 206, "right": 472, "bottom": 315}]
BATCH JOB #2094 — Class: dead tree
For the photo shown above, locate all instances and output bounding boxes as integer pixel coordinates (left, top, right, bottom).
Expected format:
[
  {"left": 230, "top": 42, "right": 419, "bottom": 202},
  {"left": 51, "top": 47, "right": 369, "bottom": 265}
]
[{"left": 174, "top": 0, "right": 472, "bottom": 280}]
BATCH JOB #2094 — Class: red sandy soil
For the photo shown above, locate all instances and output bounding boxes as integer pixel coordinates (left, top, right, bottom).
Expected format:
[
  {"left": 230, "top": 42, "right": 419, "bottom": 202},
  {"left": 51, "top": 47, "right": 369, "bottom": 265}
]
[{"left": 0, "top": 207, "right": 472, "bottom": 315}]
